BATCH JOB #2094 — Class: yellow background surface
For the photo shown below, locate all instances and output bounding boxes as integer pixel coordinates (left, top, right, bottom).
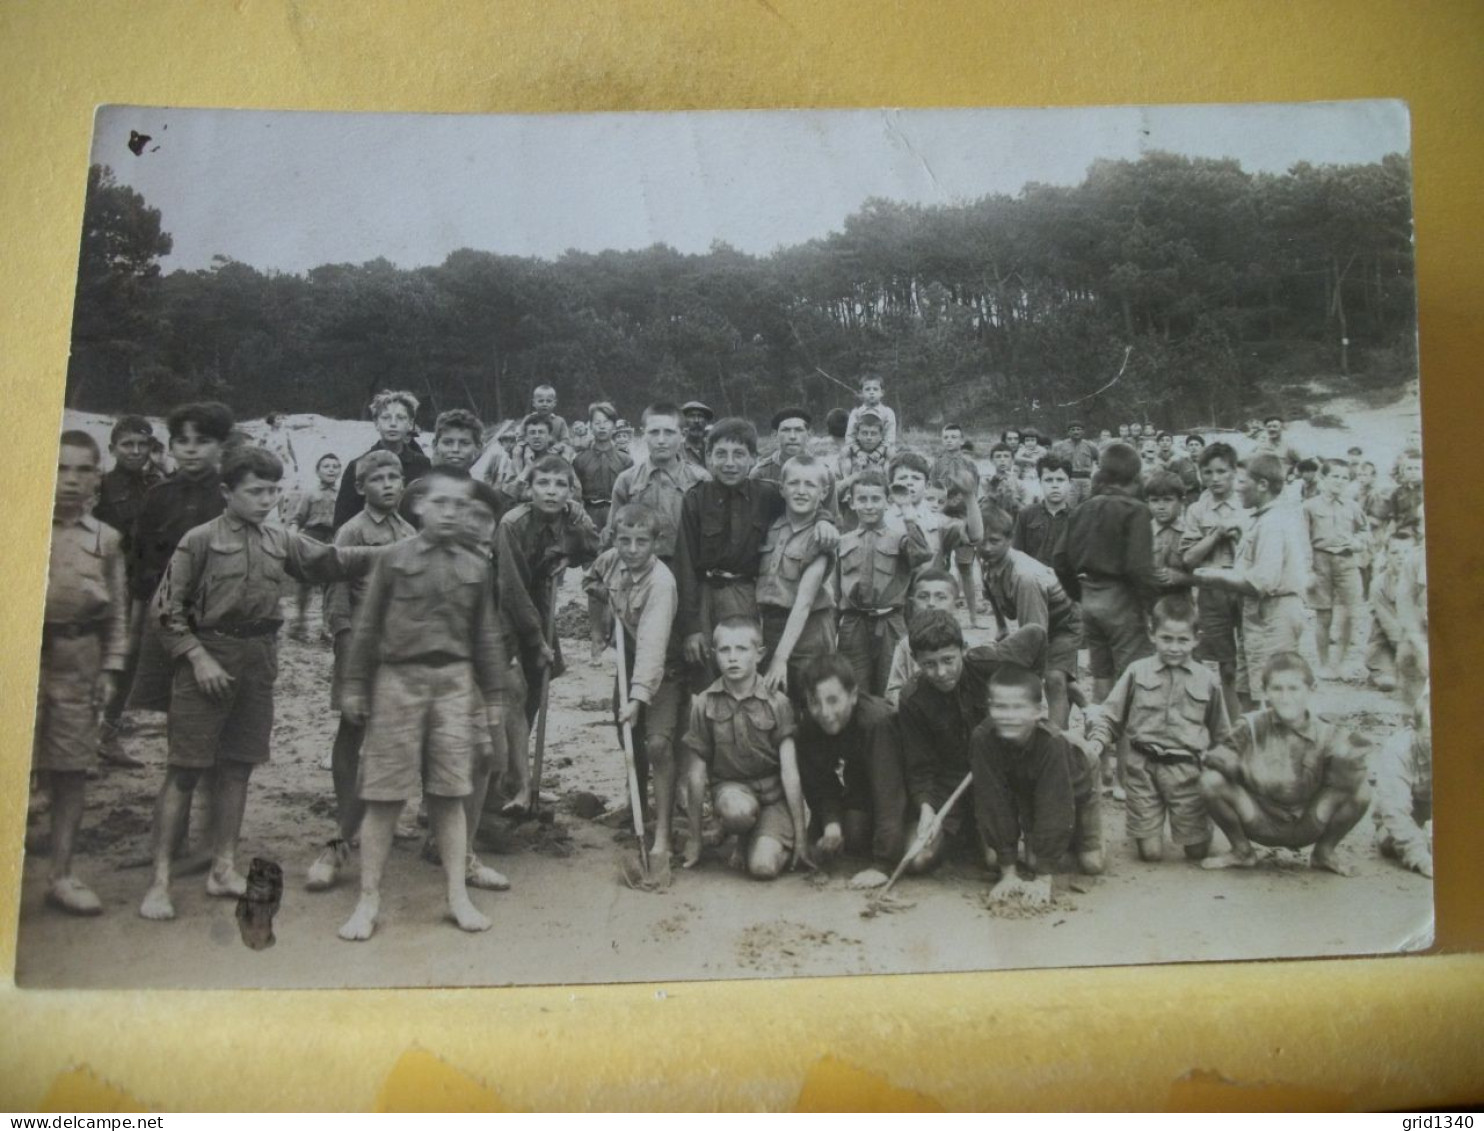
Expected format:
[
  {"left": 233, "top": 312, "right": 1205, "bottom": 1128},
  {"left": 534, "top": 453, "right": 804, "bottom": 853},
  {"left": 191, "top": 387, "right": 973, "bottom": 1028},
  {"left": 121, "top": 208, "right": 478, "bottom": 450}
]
[{"left": 1, "top": 0, "right": 1481, "bottom": 1111}]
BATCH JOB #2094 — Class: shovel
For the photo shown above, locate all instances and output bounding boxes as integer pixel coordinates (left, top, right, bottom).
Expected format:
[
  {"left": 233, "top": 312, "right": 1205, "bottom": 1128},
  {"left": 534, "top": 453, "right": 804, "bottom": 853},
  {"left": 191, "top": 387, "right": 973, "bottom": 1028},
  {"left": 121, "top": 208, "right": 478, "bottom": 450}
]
[
  {"left": 614, "top": 617, "right": 668, "bottom": 890},
  {"left": 526, "top": 574, "right": 563, "bottom": 822},
  {"left": 863, "top": 769, "right": 973, "bottom": 917}
]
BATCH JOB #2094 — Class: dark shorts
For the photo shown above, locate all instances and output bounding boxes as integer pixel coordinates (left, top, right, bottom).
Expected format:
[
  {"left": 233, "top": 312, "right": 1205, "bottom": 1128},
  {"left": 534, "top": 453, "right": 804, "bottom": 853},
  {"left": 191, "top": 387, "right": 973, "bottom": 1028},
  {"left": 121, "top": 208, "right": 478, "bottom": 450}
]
[
  {"left": 33, "top": 634, "right": 104, "bottom": 774},
  {"left": 1080, "top": 579, "right": 1151, "bottom": 680},
  {"left": 358, "top": 661, "right": 483, "bottom": 802},
  {"left": 1195, "top": 586, "right": 1242, "bottom": 666},
  {"left": 714, "top": 776, "right": 795, "bottom": 850},
  {"left": 167, "top": 635, "right": 278, "bottom": 769},
  {"left": 837, "top": 608, "right": 907, "bottom": 697},
  {"left": 1309, "top": 551, "right": 1362, "bottom": 610}
]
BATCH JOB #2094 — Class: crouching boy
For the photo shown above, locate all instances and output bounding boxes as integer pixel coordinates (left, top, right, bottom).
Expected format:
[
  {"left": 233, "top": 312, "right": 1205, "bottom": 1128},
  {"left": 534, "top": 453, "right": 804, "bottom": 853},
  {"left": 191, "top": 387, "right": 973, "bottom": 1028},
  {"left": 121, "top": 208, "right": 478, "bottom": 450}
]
[
  {"left": 338, "top": 469, "right": 507, "bottom": 940},
  {"left": 1084, "top": 596, "right": 1230, "bottom": 862},
  {"left": 1199, "top": 653, "right": 1370, "bottom": 876},
  {"left": 972, "top": 665, "right": 1105, "bottom": 906},
  {"left": 680, "top": 617, "right": 809, "bottom": 878},
  {"left": 1372, "top": 690, "right": 1433, "bottom": 879}
]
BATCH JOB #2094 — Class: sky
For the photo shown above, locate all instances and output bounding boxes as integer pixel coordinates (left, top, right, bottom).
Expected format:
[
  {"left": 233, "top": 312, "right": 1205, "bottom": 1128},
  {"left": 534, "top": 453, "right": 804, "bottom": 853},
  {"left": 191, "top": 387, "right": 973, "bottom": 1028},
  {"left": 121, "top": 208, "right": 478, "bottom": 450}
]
[{"left": 90, "top": 101, "right": 1410, "bottom": 275}]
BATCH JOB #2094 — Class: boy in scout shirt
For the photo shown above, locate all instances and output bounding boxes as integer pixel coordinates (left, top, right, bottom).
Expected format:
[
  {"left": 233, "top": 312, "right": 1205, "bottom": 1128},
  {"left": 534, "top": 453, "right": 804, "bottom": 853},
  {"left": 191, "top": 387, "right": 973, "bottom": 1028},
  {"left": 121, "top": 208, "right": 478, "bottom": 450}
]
[
  {"left": 756, "top": 454, "right": 837, "bottom": 703},
  {"left": 306, "top": 450, "right": 417, "bottom": 893},
  {"left": 1084, "top": 596, "right": 1231, "bottom": 863},
  {"left": 337, "top": 469, "right": 507, "bottom": 941},
  {"left": 680, "top": 616, "right": 809, "bottom": 877},
  {"left": 835, "top": 470, "right": 931, "bottom": 696},
  {"left": 139, "top": 446, "right": 388, "bottom": 923},
  {"left": 33, "top": 432, "right": 129, "bottom": 914}
]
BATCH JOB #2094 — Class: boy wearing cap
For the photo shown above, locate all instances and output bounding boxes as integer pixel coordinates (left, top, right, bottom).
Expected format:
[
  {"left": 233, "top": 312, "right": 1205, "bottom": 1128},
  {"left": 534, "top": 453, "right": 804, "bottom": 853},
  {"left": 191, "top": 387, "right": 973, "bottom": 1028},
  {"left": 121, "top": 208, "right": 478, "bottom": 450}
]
[
  {"left": 753, "top": 407, "right": 838, "bottom": 521},
  {"left": 681, "top": 401, "right": 714, "bottom": 468}
]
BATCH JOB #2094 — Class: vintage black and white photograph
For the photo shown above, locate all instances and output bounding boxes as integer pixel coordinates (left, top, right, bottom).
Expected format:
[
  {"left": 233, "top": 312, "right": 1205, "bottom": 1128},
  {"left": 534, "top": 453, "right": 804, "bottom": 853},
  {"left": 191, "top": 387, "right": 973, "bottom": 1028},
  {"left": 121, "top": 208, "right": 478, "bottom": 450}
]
[{"left": 16, "top": 101, "right": 1431, "bottom": 988}]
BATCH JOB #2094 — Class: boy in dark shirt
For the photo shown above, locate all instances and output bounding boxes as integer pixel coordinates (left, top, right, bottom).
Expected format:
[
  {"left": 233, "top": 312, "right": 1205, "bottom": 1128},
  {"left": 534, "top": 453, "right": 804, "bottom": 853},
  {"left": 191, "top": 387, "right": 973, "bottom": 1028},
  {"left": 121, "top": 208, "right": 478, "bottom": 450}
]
[
  {"left": 972, "top": 664, "right": 1104, "bottom": 908},
  {"left": 571, "top": 401, "right": 632, "bottom": 531},
  {"left": 1052, "top": 441, "right": 1158, "bottom": 701},
  {"left": 795, "top": 653, "right": 908, "bottom": 868},
  {"left": 1011, "top": 455, "right": 1075, "bottom": 567},
  {"left": 898, "top": 610, "right": 1047, "bottom": 874}
]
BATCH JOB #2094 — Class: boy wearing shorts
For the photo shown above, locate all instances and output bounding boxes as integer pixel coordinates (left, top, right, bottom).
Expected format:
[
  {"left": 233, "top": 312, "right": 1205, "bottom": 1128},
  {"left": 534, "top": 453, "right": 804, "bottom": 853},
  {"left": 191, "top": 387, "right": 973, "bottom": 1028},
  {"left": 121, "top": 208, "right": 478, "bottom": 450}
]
[
  {"left": 140, "top": 447, "right": 388, "bottom": 922},
  {"left": 1302, "top": 458, "right": 1368, "bottom": 679},
  {"left": 756, "top": 454, "right": 837, "bottom": 702},
  {"left": 585, "top": 503, "right": 686, "bottom": 863},
  {"left": 1085, "top": 596, "right": 1230, "bottom": 863},
  {"left": 977, "top": 502, "right": 1082, "bottom": 730},
  {"left": 337, "top": 469, "right": 507, "bottom": 940},
  {"left": 1181, "top": 441, "right": 1249, "bottom": 717},
  {"left": 306, "top": 451, "right": 417, "bottom": 892},
  {"left": 680, "top": 617, "right": 809, "bottom": 878},
  {"left": 33, "top": 432, "right": 129, "bottom": 914}
]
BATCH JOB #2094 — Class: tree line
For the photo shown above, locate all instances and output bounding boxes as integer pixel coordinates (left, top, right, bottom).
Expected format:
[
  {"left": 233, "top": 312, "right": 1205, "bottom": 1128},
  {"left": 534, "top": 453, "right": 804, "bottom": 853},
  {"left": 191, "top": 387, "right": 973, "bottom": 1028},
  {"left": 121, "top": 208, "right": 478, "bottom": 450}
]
[{"left": 67, "top": 149, "right": 1416, "bottom": 434}]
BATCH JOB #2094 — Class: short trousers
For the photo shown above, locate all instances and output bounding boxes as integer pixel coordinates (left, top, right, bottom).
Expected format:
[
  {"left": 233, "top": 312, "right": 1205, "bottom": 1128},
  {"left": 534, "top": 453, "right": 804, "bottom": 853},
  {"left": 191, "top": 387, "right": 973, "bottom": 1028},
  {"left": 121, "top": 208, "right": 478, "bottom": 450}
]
[
  {"left": 952, "top": 544, "right": 977, "bottom": 566},
  {"left": 1045, "top": 626, "right": 1081, "bottom": 680},
  {"left": 358, "top": 660, "right": 482, "bottom": 802},
  {"left": 837, "top": 608, "right": 907, "bottom": 697},
  {"left": 167, "top": 635, "right": 278, "bottom": 769},
  {"left": 713, "top": 776, "right": 795, "bottom": 850},
  {"left": 1241, "top": 593, "right": 1307, "bottom": 699},
  {"left": 33, "top": 633, "right": 104, "bottom": 774},
  {"left": 1308, "top": 550, "right": 1362, "bottom": 610},
  {"left": 1195, "top": 586, "right": 1243, "bottom": 666},
  {"left": 760, "top": 605, "right": 837, "bottom": 700},
  {"left": 1080, "top": 579, "right": 1152, "bottom": 680},
  {"left": 1123, "top": 751, "right": 1211, "bottom": 846},
  {"left": 127, "top": 616, "right": 175, "bottom": 713},
  {"left": 614, "top": 673, "right": 687, "bottom": 749}
]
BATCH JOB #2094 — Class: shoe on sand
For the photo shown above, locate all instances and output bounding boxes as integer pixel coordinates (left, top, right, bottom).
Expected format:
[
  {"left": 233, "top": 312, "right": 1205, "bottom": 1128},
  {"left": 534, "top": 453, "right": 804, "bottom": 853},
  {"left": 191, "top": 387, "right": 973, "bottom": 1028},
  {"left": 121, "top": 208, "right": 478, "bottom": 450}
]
[
  {"left": 466, "top": 855, "right": 511, "bottom": 891},
  {"left": 306, "top": 839, "right": 351, "bottom": 891},
  {"left": 47, "top": 876, "right": 103, "bottom": 916}
]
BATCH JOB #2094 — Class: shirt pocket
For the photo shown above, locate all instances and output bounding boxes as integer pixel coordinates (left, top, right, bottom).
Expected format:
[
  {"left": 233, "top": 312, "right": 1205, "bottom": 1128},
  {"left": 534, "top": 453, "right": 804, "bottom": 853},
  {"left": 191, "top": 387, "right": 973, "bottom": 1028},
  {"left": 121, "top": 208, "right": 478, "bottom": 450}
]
[
  {"left": 700, "top": 503, "right": 730, "bottom": 560},
  {"left": 1175, "top": 681, "right": 1215, "bottom": 746}
]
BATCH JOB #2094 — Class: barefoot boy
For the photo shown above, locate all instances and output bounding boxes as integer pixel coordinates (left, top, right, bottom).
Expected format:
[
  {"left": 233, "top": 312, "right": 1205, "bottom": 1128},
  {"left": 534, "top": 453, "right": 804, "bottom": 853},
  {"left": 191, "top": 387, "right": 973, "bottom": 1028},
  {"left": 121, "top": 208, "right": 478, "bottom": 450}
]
[
  {"left": 973, "top": 664, "right": 1104, "bottom": 907},
  {"left": 337, "top": 468, "right": 507, "bottom": 940},
  {"left": 1180, "top": 441, "right": 1249, "bottom": 717},
  {"left": 584, "top": 503, "right": 685, "bottom": 863},
  {"left": 1084, "top": 596, "right": 1230, "bottom": 863},
  {"left": 835, "top": 470, "right": 931, "bottom": 696},
  {"left": 140, "top": 447, "right": 390, "bottom": 921},
  {"left": 1199, "top": 653, "right": 1371, "bottom": 876},
  {"left": 306, "top": 451, "right": 417, "bottom": 892},
  {"left": 1302, "top": 458, "right": 1368, "bottom": 679},
  {"left": 32, "top": 432, "right": 129, "bottom": 914},
  {"left": 680, "top": 617, "right": 809, "bottom": 877}
]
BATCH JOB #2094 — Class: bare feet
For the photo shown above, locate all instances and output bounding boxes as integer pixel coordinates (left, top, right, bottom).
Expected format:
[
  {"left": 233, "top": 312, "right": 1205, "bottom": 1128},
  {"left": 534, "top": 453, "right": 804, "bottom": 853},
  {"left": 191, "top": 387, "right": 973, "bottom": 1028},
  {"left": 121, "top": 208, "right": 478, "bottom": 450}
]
[
  {"left": 681, "top": 841, "right": 702, "bottom": 870},
  {"left": 338, "top": 893, "right": 380, "bottom": 941},
  {"left": 139, "top": 883, "right": 175, "bottom": 920},
  {"left": 502, "top": 785, "right": 532, "bottom": 815},
  {"left": 1200, "top": 850, "right": 1257, "bottom": 871},
  {"left": 206, "top": 865, "right": 248, "bottom": 898},
  {"left": 306, "top": 840, "right": 351, "bottom": 892},
  {"left": 1310, "top": 848, "right": 1357, "bottom": 877},
  {"left": 465, "top": 855, "right": 511, "bottom": 891},
  {"left": 47, "top": 876, "right": 103, "bottom": 916},
  {"left": 448, "top": 894, "right": 492, "bottom": 933}
]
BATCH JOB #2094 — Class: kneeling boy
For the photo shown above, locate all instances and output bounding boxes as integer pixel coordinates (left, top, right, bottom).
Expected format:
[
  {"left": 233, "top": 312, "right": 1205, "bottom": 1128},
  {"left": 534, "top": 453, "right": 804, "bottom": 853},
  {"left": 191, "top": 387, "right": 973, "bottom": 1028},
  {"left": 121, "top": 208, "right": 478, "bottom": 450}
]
[
  {"left": 1085, "top": 596, "right": 1230, "bottom": 862},
  {"left": 338, "top": 469, "right": 507, "bottom": 939},
  {"left": 972, "top": 665, "right": 1104, "bottom": 905},
  {"left": 680, "top": 617, "right": 809, "bottom": 878}
]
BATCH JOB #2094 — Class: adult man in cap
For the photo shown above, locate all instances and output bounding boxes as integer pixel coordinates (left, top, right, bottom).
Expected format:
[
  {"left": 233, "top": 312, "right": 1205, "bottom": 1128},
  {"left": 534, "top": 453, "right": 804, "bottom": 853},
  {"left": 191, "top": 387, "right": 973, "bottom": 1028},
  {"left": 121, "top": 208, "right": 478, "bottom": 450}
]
[
  {"left": 750, "top": 406, "right": 838, "bottom": 518},
  {"left": 681, "top": 401, "right": 714, "bottom": 468},
  {"left": 1051, "top": 421, "right": 1100, "bottom": 505}
]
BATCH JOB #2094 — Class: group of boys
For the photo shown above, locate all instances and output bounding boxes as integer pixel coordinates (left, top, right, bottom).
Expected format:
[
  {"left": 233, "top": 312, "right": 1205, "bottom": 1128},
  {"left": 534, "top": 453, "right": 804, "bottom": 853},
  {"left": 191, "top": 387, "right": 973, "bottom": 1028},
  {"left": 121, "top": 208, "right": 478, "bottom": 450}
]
[{"left": 29, "top": 378, "right": 1433, "bottom": 937}]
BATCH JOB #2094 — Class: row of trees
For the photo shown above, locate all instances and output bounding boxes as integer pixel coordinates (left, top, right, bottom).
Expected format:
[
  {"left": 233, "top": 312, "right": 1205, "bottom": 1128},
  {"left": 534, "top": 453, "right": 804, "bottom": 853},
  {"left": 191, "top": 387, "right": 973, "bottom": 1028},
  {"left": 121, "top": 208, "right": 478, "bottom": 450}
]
[{"left": 67, "top": 150, "right": 1416, "bottom": 433}]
